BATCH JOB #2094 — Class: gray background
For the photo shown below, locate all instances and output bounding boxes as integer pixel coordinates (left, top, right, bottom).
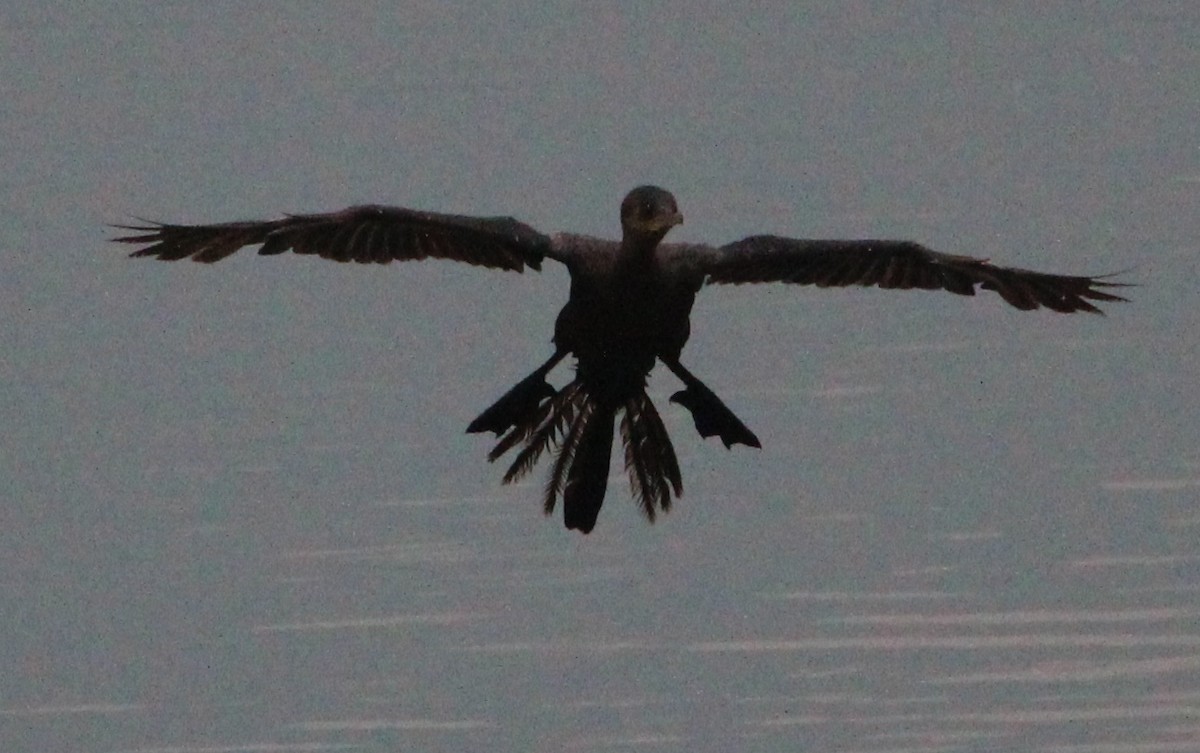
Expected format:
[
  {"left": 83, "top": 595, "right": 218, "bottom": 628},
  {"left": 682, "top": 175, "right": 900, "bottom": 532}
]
[{"left": 3, "top": 3, "right": 1199, "bottom": 752}]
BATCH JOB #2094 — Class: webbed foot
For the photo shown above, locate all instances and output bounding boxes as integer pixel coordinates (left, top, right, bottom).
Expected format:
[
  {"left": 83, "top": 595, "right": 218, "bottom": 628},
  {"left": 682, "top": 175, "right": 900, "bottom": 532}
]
[
  {"left": 467, "top": 372, "right": 557, "bottom": 435},
  {"left": 669, "top": 383, "right": 761, "bottom": 449}
]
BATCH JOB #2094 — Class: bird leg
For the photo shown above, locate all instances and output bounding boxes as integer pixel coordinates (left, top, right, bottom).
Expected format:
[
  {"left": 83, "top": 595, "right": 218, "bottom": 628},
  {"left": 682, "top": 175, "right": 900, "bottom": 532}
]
[
  {"left": 466, "top": 351, "right": 565, "bottom": 435},
  {"left": 663, "top": 359, "right": 761, "bottom": 449}
]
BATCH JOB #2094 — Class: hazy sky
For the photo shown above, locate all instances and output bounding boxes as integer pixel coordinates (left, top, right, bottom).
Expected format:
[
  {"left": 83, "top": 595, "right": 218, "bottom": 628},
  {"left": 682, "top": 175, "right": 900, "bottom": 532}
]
[{"left": 3, "top": 4, "right": 1198, "bottom": 752}]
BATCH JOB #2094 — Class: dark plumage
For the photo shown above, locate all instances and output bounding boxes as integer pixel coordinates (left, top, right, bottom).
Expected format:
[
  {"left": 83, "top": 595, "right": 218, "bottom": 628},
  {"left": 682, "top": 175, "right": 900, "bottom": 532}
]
[{"left": 113, "top": 185, "right": 1127, "bottom": 533}]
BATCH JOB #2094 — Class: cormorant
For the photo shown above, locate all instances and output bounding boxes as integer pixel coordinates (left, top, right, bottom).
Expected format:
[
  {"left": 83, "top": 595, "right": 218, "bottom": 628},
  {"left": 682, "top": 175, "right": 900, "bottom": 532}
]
[{"left": 113, "top": 186, "right": 1126, "bottom": 533}]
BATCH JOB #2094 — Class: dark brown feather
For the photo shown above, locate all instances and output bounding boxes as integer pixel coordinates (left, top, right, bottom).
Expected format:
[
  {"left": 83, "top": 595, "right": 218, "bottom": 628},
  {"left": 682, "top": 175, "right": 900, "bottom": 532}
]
[
  {"left": 545, "top": 396, "right": 596, "bottom": 517},
  {"left": 498, "top": 383, "right": 582, "bottom": 483},
  {"left": 112, "top": 205, "right": 550, "bottom": 271},
  {"left": 561, "top": 404, "right": 615, "bottom": 533},
  {"left": 705, "top": 236, "right": 1127, "bottom": 314}
]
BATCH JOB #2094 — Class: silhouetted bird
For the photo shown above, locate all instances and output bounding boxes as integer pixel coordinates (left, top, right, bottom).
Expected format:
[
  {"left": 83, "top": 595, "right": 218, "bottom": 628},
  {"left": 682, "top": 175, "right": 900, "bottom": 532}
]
[{"left": 113, "top": 186, "right": 1126, "bottom": 533}]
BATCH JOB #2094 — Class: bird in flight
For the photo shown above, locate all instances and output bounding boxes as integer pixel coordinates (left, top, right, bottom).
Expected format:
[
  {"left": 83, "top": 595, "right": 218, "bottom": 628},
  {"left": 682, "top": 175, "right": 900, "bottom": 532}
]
[{"left": 113, "top": 186, "right": 1126, "bottom": 533}]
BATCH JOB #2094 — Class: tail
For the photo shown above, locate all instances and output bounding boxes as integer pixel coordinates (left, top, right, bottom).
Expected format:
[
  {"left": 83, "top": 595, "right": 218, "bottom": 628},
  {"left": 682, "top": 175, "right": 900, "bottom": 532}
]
[
  {"left": 618, "top": 391, "right": 683, "bottom": 523},
  {"left": 486, "top": 380, "right": 682, "bottom": 533},
  {"left": 556, "top": 397, "right": 614, "bottom": 533}
]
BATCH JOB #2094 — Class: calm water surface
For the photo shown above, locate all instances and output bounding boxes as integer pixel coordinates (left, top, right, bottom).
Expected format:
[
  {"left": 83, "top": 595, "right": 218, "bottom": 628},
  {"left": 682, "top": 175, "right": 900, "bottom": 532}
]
[{"left": 3, "top": 4, "right": 1198, "bottom": 752}]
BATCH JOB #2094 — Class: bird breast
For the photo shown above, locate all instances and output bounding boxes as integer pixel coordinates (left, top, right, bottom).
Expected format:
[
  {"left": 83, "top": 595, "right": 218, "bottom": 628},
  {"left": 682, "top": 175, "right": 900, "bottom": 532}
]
[{"left": 555, "top": 257, "right": 695, "bottom": 366}]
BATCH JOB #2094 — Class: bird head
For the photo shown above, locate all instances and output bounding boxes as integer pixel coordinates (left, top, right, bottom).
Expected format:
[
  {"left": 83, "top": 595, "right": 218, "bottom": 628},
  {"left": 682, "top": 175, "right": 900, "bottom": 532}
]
[{"left": 620, "top": 185, "right": 683, "bottom": 244}]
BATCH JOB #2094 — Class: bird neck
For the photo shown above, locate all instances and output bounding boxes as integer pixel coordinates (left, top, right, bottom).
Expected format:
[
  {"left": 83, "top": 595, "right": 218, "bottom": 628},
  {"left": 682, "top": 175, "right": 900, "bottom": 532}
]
[{"left": 620, "top": 230, "right": 666, "bottom": 262}]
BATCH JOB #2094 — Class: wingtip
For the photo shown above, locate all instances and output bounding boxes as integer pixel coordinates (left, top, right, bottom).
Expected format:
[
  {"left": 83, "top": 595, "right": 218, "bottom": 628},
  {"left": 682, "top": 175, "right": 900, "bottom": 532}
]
[
  {"left": 109, "top": 218, "right": 171, "bottom": 249},
  {"left": 1079, "top": 274, "right": 1133, "bottom": 313}
]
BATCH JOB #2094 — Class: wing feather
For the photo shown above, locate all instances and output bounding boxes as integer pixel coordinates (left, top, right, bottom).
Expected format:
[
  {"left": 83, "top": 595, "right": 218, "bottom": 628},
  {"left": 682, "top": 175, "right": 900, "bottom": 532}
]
[
  {"left": 112, "top": 204, "right": 552, "bottom": 272},
  {"left": 680, "top": 236, "right": 1127, "bottom": 314}
]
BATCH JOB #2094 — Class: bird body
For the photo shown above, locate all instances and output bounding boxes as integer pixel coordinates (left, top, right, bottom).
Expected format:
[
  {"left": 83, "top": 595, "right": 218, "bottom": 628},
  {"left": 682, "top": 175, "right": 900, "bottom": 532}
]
[
  {"left": 114, "top": 185, "right": 1126, "bottom": 533},
  {"left": 552, "top": 237, "right": 695, "bottom": 368}
]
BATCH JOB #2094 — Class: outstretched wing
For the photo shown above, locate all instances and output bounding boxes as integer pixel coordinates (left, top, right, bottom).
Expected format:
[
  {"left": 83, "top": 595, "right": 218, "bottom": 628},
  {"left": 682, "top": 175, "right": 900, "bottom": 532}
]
[
  {"left": 112, "top": 204, "right": 554, "bottom": 272},
  {"left": 678, "top": 236, "right": 1127, "bottom": 314}
]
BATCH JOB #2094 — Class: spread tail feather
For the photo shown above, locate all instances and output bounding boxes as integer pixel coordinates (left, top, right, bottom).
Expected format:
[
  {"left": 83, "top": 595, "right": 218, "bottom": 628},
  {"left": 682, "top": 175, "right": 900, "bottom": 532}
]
[
  {"left": 484, "top": 377, "right": 683, "bottom": 533},
  {"left": 558, "top": 401, "right": 614, "bottom": 533},
  {"left": 620, "top": 392, "right": 682, "bottom": 522}
]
